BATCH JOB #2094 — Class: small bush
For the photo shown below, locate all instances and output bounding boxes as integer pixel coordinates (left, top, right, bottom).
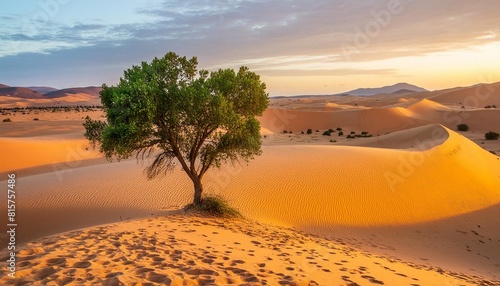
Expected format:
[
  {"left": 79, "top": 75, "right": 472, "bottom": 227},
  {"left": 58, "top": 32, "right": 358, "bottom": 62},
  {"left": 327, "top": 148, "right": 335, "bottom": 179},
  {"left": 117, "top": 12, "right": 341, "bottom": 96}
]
[
  {"left": 361, "top": 131, "right": 368, "bottom": 135},
  {"left": 346, "top": 135, "right": 354, "bottom": 139},
  {"left": 328, "top": 128, "right": 334, "bottom": 133},
  {"left": 283, "top": 130, "right": 288, "bottom": 134},
  {"left": 322, "top": 130, "right": 332, "bottom": 136},
  {"left": 306, "top": 129, "right": 312, "bottom": 134},
  {"left": 457, "top": 124, "right": 469, "bottom": 132},
  {"left": 485, "top": 131, "right": 500, "bottom": 140},
  {"left": 336, "top": 127, "right": 342, "bottom": 131},
  {"left": 184, "top": 195, "right": 241, "bottom": 218},
  {"left": 329, "top": 140, "right": 337, "bottom": 143},
  {"left": 338, "top": 131, "right": 344, "bottom": 136},
  {"left": 485, "top": 105, "right": 497, "bottom": 109},
  {"left": 3, "top": 118, "right": 12, "bottom": 122},
  {"left": 301, "top": 131, "right": 304, "bottom": 134},
  {"left": 33, "top": 118, "right": 39, "bottom": 121},
  {"left": 315, "top": 130, "right": 319, "bottom": 132},
  {"left": 350, "top": 131, "right": 356, "bottom": 135}
]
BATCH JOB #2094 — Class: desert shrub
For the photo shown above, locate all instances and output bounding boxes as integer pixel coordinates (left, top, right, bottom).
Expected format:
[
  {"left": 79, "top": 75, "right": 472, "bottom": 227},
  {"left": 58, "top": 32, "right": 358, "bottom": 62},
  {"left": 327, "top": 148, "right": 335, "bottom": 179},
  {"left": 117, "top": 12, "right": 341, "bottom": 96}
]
[
  {"left": 184, "top": 195, "right": 241, "bottom": 218},
  {"left": 361, "top": 131, "right": 368, "bottom": 135},
  {"left": 336, "top": 127, "right": 342, "bottom": 131},
  {"left": 316, "top": 130, "right": 319, "bottom": 132},
  {"left": 355, "top": 134, "right": 362, "bottom": 138},
  {"left": 283, "top": 130, "right": 288, "bottom": 134},
  {"left": 322, "top": 130, "right": 332, "bottom": 136},
  {"left": 306, "top": 129, "right": 312, "bottom": 134},
  {"left": 301, "top": 131, "right": 304, "bottom": 134},
  {"left": 346, "top": 135, "right": 354, "bottom": 139},
  {"left": 33, "top": 118, "right": 39, "bottom": 121},
  {"left": 328, "top": 128, "right": 334, "bottom": 133},
  {"left": 350, "top": 131, "right": 356, "bottom": 135},
  {"left": 289, "top": 131, "right": 293, "bottom": 134},
  {"left": 485, "top": 105, "right": 497, "bottom": 109},
  {"left": 2, "top": 118, "right": 12, "bottom": 122},
  {"left": 338, "top": 131, "right": 344, "bottom": 136},
  {"left": 329, "top": 140, "right": 337, "bottom": 143},
  {"left": 485, "top": 131, "right": 499, "bottom": 140},
  {"left": 457, "top": 124, "right": 469, "bottom": 132}
]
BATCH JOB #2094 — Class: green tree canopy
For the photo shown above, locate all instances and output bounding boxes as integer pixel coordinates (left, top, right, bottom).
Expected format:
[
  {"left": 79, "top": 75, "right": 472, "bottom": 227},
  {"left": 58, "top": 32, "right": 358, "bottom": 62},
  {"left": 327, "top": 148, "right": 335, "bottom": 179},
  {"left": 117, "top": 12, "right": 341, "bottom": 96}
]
[{"left": 84, "top": 52, "right": 269, "bottom": 205}]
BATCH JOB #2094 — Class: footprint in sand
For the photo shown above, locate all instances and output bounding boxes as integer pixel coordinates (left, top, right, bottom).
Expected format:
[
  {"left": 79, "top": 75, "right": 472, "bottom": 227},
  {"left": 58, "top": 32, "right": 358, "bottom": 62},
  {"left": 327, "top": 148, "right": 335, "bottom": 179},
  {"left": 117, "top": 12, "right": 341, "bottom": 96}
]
[
  {"left": 73, "top": 261, "right": 92, "bottom": 268},
  {"left": 46, "top": 257, "right": 67, "bottom": 266},
  {"left": 361, "top": 275, "right": 385, "bottom": 285},
  {"left": 34, "top": 266, "right": 57, "bottom": 280}
]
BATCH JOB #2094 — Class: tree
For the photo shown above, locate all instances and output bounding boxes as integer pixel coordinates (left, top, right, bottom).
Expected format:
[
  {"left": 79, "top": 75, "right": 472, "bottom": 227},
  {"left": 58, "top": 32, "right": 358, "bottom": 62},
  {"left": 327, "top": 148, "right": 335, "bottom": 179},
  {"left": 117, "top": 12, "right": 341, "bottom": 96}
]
[{"left": 84, "top": 52, "right": 269, "bottom": 206}]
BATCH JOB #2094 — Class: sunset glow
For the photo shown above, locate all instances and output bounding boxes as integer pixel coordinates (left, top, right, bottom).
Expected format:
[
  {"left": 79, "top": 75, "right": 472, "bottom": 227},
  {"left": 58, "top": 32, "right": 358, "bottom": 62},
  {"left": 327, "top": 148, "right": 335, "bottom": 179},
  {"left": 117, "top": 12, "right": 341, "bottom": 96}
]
[{"left": 1, "top": 1, "right": 499, "bottom": 95}]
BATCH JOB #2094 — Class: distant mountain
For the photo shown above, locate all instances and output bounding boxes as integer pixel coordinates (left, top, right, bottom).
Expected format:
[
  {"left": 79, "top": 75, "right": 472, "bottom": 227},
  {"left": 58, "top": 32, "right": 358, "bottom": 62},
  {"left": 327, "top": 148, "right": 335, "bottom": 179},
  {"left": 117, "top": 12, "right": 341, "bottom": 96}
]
[
  {"left": 342, "top": 83, "right": 428, "bottom": 96},
  {"left": 0, "top": 86, "right": 44, "bottom": 98},
  {"left": 391, "top": 89, "right": 419, "bottom": 94},
  {"left": 0, "top": 84, "right": 10, "bottom": 88},
  {"left": 28, "top": 86, "right": 58, "bottom": 94},
  {"left": 44, "top": 86, "right": 101, "bottom": 98}
]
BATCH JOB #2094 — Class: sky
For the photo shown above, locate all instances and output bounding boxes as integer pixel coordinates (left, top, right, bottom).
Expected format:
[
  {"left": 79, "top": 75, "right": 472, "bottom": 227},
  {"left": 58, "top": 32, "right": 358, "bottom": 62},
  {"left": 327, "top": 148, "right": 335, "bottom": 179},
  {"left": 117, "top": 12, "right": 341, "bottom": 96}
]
[{"left": 1, "top": 0, "right": 499, "bottom": 96}]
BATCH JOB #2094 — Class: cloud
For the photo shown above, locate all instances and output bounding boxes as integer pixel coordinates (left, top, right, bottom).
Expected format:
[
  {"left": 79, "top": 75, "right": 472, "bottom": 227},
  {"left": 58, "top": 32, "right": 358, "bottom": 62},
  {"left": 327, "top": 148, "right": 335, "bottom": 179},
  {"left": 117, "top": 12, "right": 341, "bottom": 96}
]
[{"left": 0, "top": 0, "right": 499, "bottom": 92}]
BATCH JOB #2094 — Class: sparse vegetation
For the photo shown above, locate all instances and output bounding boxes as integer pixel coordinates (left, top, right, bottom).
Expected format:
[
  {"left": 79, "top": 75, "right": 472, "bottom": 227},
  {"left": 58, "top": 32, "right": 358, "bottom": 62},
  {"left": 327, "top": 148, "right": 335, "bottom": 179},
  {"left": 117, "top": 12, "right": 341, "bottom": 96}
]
[
  {"left": 2, "top": 118, "right": 12, "bottom": 122},
  {"left": 306, "top": 129, "right": 312, "bottom": 134},
  {"left": 336, "top": 127, "right": 342, "bottom": 131},
  {"left": 33, "top": 118, "right": 39, "bottom": 121},
  {"left": 328, "top": 128, "right": 335, "bottom": 133},
  {"left": 485, "top": 105, "right": 497, "bottom": 109},
  {"left": 457, "top": 124, "right": 469, "bottom": 132},
  {"left": 322, "top": 130, "right": 332, "bottom": 136},
  {"left": 485, "top": 131, "right": 499, "bottom": 140},
  {"left": 350, "top": 131, "right": 356, "bottom": 135},
  {"left": 184, "top": 195, "right": 241, "bottom": 218},
  {"left": 338, "top": 131, "right": 344, "bottom": 136}
]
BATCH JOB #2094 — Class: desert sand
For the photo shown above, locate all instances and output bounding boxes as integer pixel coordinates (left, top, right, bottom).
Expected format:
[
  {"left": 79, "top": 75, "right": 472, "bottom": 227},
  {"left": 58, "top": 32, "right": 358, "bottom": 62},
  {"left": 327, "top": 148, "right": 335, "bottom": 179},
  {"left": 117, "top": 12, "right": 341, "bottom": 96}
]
[{"left": 1, "top": 82, "right": 499, "bottom": 285}]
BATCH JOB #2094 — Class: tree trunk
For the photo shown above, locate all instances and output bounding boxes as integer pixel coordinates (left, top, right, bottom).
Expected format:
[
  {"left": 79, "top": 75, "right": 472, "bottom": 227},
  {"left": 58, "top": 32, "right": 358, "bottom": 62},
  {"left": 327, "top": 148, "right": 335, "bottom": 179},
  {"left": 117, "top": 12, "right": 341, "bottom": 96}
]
[{"left": 192, "top": 176, "right": 203, "bottom": 206}]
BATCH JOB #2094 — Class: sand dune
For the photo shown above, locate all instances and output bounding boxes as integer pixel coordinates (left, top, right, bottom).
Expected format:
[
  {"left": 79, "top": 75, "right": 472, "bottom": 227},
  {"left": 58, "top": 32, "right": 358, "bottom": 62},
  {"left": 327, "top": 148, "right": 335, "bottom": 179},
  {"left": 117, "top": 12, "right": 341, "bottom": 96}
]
[
  {"left": 429, "top": 82, "right": 500, "bottom": 107},
  {"left": 1, "top": 215, "right": 494, "bottom": 286},
  {"left": 260, "top": 107, "right": 426, "bottom": 135},
  {"left": 1, "top": 124, "right": 499, "bottom": 282},
  {"left": 0, "top": 137, "right": 102, "bottom": 174},
  {"left": 2, "top": 84, "right": 500, "bottom": 284},
  {"left": 351, "top": 124, "right": 449, "bottom": 150},
  {"left": 0, "top": 92, "right": 100, "bottom": 108},
  {"left": 407, "top": 98, "right": 450, "bottom": 113}
]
